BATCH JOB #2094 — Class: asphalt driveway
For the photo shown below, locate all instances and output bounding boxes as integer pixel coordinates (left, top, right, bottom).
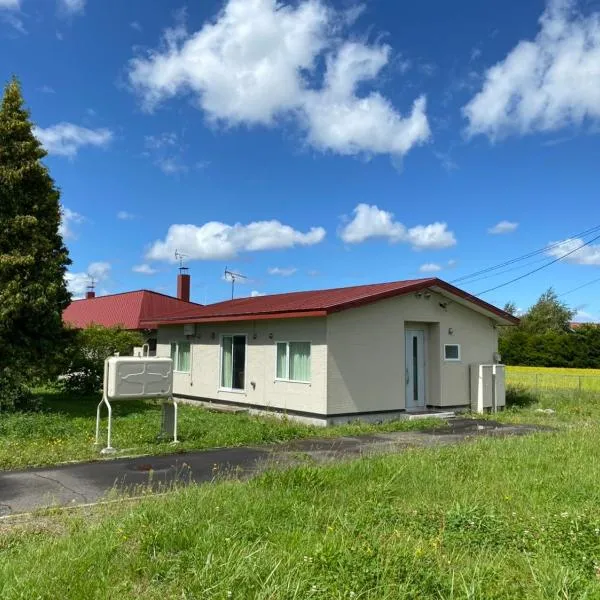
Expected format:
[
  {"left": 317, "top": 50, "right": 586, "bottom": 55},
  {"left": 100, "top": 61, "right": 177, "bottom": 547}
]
[{"left": 0, "top": 418, "right": 547, "bottom": 516}]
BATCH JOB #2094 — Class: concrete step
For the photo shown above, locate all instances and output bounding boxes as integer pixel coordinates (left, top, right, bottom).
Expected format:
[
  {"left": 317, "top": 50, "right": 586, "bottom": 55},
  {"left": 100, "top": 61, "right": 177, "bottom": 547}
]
[{"left": 402, "top": 411, "right": 456, "bottom": 421}]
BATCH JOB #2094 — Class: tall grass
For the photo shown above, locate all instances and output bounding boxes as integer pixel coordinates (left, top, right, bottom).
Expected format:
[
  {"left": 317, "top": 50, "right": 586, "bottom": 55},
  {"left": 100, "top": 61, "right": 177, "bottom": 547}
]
[{"left": 2, "top": 423, "right": 600, "bottom": 598}]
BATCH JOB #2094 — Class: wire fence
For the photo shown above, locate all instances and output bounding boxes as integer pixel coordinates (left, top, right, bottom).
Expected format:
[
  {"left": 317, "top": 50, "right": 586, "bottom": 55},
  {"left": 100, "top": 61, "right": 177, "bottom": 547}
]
[{"left": 507, "top": 372, "right": 600, "bottom": 393}]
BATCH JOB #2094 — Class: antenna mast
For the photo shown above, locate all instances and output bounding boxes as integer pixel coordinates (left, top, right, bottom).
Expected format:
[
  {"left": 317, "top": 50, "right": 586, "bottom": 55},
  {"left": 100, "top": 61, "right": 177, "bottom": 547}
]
[
  {"left": 175, "top": 250, "right": 189, "bottom": 274},
  {"left": 224, "top": 267, "right": 247, "bottom": 299}
]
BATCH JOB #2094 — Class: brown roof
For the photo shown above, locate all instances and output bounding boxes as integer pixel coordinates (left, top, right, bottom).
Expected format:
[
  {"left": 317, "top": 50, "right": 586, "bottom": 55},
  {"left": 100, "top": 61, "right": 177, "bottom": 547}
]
[
  {"left": 143, "top": 278, "right": 519, "bottom": 326},
  {"left": 63, "top": 290, "right": 203, "bottom": 330}
]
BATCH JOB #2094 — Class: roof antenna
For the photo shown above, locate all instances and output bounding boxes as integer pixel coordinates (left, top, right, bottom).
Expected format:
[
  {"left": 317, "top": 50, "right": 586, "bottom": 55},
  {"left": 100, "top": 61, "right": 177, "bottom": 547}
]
[
  {"left": 175, "top": 250, "right": 189, "bottom": 274},
  {"left": 224, "top": 267, "right": 247, "bottom": 300},
  {"left": 86, "top": 275, "right": 96, "bottom": 299}
]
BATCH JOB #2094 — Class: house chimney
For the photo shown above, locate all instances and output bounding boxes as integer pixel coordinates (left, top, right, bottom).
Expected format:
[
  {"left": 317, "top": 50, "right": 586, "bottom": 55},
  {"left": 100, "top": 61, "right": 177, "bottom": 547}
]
[
  {"left": 177, "top": 267, "right": 191, "bottom": 302},
  {"left": 86, "top": 278, "right": 96, "bottom": 300}
]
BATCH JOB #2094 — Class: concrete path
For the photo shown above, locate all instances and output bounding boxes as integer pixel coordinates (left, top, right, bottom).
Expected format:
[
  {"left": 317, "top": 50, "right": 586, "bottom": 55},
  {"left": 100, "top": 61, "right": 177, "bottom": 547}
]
[{"left": 0, "top": 419, "right": 545, "bottom": 516}]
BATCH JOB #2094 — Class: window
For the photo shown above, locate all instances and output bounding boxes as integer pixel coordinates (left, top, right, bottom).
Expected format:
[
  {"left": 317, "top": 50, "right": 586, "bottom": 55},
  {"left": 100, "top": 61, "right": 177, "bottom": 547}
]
[
  {"left": 221, "top": 335, "right": 246, "bottom": 390},
  {"left": 444, "top": 344, "right": 461, "bottom": 361},
  {"left": 170, "top": 342, "right": 191, "bottom": 372},
  {"left": 276, "top": 342, "right": 311, "bottom": 382}
]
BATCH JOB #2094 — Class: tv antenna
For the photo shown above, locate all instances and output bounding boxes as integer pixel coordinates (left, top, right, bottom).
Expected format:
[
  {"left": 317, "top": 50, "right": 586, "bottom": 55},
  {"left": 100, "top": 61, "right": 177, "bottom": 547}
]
[
  {"left": 86, "top": 275, "right": 96, "bottom": 295},
  {"left": 175, "top": 250, "right": 189, "bottom": 273},
  {"left": 224, "top": 267, "right": 247, "bottom": 299}
]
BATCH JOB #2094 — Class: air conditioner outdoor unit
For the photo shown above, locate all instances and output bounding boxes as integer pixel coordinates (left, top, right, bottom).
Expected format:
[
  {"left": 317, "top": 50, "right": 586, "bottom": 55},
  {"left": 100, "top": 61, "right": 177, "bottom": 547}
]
[{"left": 183, "top": 324, "right": 196, "bottom": 337}]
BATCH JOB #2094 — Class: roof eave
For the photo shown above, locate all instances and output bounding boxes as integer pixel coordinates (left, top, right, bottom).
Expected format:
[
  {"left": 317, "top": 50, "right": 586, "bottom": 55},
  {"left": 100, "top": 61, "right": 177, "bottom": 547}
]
[{"left": 144, "top": 309, "right": 328, "bottom": 327}]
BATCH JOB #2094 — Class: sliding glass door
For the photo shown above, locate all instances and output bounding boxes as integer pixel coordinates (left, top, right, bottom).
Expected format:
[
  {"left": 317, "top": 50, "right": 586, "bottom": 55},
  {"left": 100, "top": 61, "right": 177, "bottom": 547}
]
[{"left": 221, "top": 335, "right": 246, "bottom": 390}]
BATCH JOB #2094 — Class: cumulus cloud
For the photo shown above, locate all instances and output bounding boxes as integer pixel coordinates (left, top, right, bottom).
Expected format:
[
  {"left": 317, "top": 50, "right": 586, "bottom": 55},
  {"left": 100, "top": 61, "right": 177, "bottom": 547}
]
[
  {"left": 464, "top": 0, "right": 600, "bottom": 139},
  {"left": 34, "top": 123, "right": 113, "bottom": 157},
  {"left": 268, "top": 267, "right": 297, "bottom": 276},
  {"left": 59, "top": 0, "right": 85, "bottom": 15},
  {"left": 339, "top": 204, "right": 456, "bottom": 250},
  {"left": 251, "top": 290, "right": 267, "bottom": 297},
  {"left": 302, "top": 43, "right": 430, "bottom": 157},
  {"left": 132, "top": 264, "right": 157, "bottom": 274},
  {"left": 127, "top": 0, "right": 430, "bottom": 160},
  {"left": 117, "top": 211, "right": 135, "bottom": 220},
  {"left": 66, "top": 261, "right": 111, "bottom": 298},
  {"left": 59, "top": 206, "right": 84, "bottom": 240},
  {"left": 488, "top": 220, "right": 519, "bottom": 234},
  {"left": 546, "top": 237, "right": 600, "bottom": 265},
  {"left": 0, "top": 0, "right": 19, "bottom": 8},
  {"left": 147, "top": 219, "right": 326, "bottom": 262},
  {"left": 419, "top": 263, "right": 442, "bottom": 273}
]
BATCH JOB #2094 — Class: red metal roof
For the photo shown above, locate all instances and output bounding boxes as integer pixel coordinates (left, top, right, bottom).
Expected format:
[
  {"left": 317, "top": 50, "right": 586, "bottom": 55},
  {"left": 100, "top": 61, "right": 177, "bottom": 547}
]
[
  {"left": 63, "top": 290, "right": 203, "bottom": 330},
  {"left": 144, "top": 278, "right": 519, "bottom": 326}
]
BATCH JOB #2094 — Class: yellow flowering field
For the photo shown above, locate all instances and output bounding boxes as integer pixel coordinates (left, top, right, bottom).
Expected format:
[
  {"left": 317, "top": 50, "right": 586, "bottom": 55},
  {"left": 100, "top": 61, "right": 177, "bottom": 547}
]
[{"left": 507, "top": 366, "right": 600, "bottom": 391}]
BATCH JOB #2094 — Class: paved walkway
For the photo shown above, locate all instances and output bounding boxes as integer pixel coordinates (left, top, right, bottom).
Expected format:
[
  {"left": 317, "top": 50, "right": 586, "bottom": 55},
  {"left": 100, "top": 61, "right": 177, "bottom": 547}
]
[{"left": 0, "top": 419, "right": 545, "bottom": 516}]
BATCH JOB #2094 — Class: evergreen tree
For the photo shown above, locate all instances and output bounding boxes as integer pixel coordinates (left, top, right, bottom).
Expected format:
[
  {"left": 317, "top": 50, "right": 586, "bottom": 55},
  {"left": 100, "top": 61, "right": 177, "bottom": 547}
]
[{"left": 0, "top": 78, "right": 72, "bottom": 393}]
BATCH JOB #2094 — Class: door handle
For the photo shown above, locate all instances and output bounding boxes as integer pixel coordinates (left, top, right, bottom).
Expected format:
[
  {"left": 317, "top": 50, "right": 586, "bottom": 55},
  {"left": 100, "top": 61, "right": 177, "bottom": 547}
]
[{"left": 405, "top": 368, "right": 409, "bottom": 385}]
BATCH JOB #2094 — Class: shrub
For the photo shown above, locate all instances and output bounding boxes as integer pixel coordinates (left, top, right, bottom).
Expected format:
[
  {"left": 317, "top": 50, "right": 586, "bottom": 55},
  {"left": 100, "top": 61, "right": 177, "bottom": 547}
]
[
  {"left": 61, "top": 325, "right": 144, "bottom": 395},
  {"left": 0, "top": 367, "right": 39, "bottom": 412},
  {"left": 505, "top": 385, "right": 538, "bottom": 408}
]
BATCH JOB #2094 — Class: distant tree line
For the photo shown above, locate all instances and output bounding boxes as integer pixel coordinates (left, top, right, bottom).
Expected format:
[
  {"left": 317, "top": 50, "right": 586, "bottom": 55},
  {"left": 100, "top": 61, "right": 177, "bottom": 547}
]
[{"left": 499, "top": 289, "right": 600, "bottom": 368}]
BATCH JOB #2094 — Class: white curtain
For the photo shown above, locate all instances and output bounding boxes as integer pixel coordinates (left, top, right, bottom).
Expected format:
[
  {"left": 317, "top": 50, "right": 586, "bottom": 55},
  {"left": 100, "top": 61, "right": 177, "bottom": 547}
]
[
  {"left": 221, "top": 337, "right": 233, "bottom": 387},
  {"left": 276, "top": 343, "right": 288, "bottom": 378},
  {"left": 289, "top": 342, "right": 311, "bottom": 382},
  {"left": 179, "top": 342, "right": 191, "bottom": 372}
]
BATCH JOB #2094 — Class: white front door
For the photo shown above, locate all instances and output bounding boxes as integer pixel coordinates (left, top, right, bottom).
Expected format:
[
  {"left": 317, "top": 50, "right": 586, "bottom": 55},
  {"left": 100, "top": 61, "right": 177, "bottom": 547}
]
[{"left": 405, "top": 329, "right": 426, "bottom": 409}]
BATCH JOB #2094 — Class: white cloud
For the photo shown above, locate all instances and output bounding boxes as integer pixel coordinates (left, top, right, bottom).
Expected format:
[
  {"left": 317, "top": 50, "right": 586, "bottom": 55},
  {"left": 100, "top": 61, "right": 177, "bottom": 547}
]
[
  {"left": 128, "top": 0, "right": 429, "bottom": 160},
  {"left": 147, "top": 219, "right": 326, "bottom": 262},
  {"left": 59, "top": 0, "right": 85, "bottom": 15},
  {"left": 144, "top": 132, "right": 189, "bottom": 175},
  {"left": 0, "top": 0, "right": 19, "bottom": 9},
  {"left": 131, "top": 21, "right": 142, "bottom": 32},
  {"left": 34, "top": 123, "right": 113, "bottom": 157},
  {"left": 117, "top": 211, "right": 135, "bottom": 220},
  {"left": 303, "top": 43, "right": 430, "bottom": 157},
  {"left": 339, "top": 204, "right": 457, "bottom": 250},
  {"left": 419, "top": 263, "right": 442, "bottom": 273},
  {"left": 156, "top": 157, "right": 188, "bottom": 175},
  {"left": 488, "top": 220, "right": 519, "bottom": 234},
  {"left": 251, "top": 290, "right": 266, "bottom": 297},
  {"left": 546, "top": 237, "right": 600, "bottom": 265},
  {"left": 66, "top": 261, "right": 111, "bottom": 298},
  {"left": 464, "top": 0, "right": 600, "bottom": 139},
  {"left": 268, "top": 267, "right": 297, "bottom": 276},
  {"left": 39, "top": 85, "right": 56, "bottom": 94},
  {"left": 133, "top": 264, "right": 157, "bottom": 275},
  {"left": 59, "top": 207, "right": 84, "bottom": 240}
]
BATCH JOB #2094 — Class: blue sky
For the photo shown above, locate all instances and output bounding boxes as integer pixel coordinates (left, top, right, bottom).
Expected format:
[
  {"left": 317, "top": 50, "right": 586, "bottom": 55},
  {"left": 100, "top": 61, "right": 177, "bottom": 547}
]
[{"left": 2, "top": 0, "right": 600, "bottom": 319}]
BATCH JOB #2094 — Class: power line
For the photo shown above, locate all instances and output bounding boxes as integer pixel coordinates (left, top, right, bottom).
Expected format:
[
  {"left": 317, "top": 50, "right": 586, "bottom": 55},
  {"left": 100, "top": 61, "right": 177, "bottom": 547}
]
[
  {"left": 451, "top": 224, "right": 600, "bottom": 285},
  {"left": 559, "top": 276, "right": 600, "bottom": 298},
  {"left": 476, "top": 232, "right": 600, "bottom": 296}
]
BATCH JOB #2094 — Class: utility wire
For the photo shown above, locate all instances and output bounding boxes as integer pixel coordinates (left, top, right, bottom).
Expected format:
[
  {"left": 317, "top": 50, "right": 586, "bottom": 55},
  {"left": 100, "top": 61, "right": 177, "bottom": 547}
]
[
  {"left": 451, "top": 224, "right": 600, "bottom": 285},
  {"left": 559, "top": 276, "right": 600, "bottom": 298},
  {"left": 476, "top": 232, "right": 600, "bottom": 296}
]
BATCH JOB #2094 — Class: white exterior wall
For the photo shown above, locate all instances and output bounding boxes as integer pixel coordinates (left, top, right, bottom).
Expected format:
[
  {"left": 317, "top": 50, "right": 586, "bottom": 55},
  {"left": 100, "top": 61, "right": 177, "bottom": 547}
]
[
  {"left": 326, "top": 291, "right": 499, "bottom": 414},
  {"left": 156, "top": 318, "right": 328, "bottom": 417}
]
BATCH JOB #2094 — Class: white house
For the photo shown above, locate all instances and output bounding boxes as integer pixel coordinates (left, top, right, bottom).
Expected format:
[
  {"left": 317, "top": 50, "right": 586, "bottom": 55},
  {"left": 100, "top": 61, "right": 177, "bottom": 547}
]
[{"left": 146, "top": 278, "right": 518, "bottom": 425}]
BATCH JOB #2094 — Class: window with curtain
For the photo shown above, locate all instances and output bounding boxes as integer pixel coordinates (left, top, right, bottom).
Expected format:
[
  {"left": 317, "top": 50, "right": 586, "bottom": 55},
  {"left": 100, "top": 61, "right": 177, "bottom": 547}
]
[
  {"left": 170, "top": 342, "right": 191, "bottom": 372},
  {"left": 221, "top": 335, "right": 246, "bottom": 389},
  {"left": 276, "top": 342, "right": 311, "bottom": 382}
]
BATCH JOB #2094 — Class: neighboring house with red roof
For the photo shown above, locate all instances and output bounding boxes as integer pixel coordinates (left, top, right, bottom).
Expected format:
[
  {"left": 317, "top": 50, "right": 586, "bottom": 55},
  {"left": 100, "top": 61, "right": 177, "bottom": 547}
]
[
  {"left": 145, "top": 278, "right": 517, "bottom": 425},
  {"left": 63, "top": 271, "right": 202, "bottom": 355}
]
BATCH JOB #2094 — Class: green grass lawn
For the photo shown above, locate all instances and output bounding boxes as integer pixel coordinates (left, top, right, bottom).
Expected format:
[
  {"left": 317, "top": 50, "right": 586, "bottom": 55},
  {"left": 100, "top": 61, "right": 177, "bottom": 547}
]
[
  {"left": 2, "top": 390, "right": 600, "bottom": 598},
  {"left": 0, "top": 389, "right": 437, "bottom": 471}
]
